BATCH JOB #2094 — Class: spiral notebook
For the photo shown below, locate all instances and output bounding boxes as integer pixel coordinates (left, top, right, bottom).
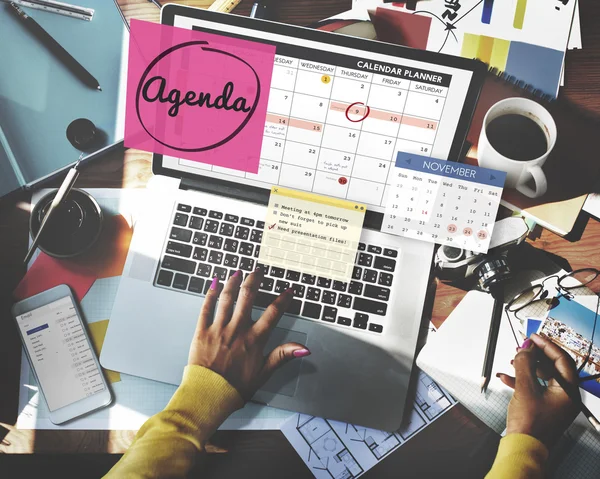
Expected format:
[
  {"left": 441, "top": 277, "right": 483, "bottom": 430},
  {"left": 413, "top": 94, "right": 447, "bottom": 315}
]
[{"left": 417, "top": 290, "right": 600, "bottom": 479}]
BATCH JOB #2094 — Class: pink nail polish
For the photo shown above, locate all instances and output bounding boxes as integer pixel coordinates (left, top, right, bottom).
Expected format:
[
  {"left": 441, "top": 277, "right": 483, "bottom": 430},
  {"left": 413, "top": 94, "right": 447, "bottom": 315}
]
[
  {"left": 285, "top": 287, "right": 294, "bottom": 294},
  {"left": 210, "top": 276, "right": 219, "bottom": 290},
  {"left": 293, "top": 348, "right": 311, "bottom": 358},
  {"left": 520, "top": 338, "right": 533, "bottom": 349},
  {"left": 232, "top": 270, "right": 241, "bottom": 278}
]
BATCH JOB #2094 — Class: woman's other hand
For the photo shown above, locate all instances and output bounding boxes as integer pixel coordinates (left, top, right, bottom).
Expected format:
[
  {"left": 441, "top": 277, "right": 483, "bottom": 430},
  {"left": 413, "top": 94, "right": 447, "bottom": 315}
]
[{"left": 497, "top": 333, "right": 580, "bottom": 447}]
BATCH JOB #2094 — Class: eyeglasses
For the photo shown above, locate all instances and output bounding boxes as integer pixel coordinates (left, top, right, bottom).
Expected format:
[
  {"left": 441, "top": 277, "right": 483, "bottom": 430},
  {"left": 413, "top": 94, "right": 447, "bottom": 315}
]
[{"left": 504, "top": 268, "right": 600, "bottom": 382}]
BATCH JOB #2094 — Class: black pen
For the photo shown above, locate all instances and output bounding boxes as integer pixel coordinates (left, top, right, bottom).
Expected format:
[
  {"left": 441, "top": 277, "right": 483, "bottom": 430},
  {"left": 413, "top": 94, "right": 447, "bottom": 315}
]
[
  {"left": 481, "top": 283, "right": 504, "bottom": 393},
  {"left": 250, "top": 2, "right": 270, "bottom": 19},
  {"left": 8, "top": 2, "right": 102, "bottom": 91}
]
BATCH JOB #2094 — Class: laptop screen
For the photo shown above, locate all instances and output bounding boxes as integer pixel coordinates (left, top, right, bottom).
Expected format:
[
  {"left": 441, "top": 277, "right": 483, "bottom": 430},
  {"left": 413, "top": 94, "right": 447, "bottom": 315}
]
[{"left": 158, "top": 8, "right": 485, "bottom": 214}]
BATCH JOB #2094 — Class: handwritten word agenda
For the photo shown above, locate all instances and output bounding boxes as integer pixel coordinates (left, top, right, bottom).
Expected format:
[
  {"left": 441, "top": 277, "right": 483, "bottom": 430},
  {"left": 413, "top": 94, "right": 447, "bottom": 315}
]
[{"left": 142, "top": 77, "right": 252, "bottom": 118}]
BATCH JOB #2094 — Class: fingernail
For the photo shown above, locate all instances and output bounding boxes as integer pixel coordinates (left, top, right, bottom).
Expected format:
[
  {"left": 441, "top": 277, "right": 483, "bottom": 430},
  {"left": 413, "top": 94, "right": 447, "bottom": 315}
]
[
  {"left": 293, "top": 348, "right": 311, "bottom": 358},
  {"left": 520, "top": 338, "right": 533, "bottom": 349},
  {"left": 210, "top": 276, "right": 219, "bottom": 290},
  {"left": 495, "top": 373, "right": 502, "bottom": 378},
  {"left": 254, "top": 267, "right": 262, "bottom": 274},
  {"left": 510, "top": 359, "right": 514, "bottom": 365},
  {"left": 232, "top": 270, "right": 241, "bottom": 278},
  {"left": 285, "top": 287, "right": 294, "bottom": 294}
]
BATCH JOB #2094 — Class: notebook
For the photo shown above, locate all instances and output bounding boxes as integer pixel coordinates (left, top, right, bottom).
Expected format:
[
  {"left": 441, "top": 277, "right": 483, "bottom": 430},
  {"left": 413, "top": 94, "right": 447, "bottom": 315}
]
[
  {"left": 0, "top": 0, "right": 128, "bottom": 199},
  {"left": 417, "top": 290, "right": 516, "bottom": 434},
  {"left": 417, "top": 290, "right": 600, "bottom": 478}
]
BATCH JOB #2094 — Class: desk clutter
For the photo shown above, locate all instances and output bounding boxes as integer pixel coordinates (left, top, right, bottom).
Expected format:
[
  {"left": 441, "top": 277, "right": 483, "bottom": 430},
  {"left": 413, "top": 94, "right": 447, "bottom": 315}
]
[
  {"left": 0, "top": 0, "right": 128, "bottom": 199},
  {"left": 6, "top": 0, "right": 600, "bottom": 476}
]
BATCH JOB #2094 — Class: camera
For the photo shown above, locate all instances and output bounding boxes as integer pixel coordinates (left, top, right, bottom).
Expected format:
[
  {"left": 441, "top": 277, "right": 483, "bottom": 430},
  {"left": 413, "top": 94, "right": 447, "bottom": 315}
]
[{"left": 435, "top": 217, "right": 529, "bottom": 291}]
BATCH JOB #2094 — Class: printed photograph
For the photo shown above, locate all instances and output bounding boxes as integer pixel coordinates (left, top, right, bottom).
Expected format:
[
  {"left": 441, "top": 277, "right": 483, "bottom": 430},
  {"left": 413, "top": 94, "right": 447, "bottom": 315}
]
[{"left": 539, "top": 297, "right": 600, "bottom": 398}]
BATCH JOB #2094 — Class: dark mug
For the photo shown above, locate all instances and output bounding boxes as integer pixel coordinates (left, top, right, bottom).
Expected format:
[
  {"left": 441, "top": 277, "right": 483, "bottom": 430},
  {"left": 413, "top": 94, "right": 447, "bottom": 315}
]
[{"left": 30, "top": 189, "right": 103, "bottom": 258}]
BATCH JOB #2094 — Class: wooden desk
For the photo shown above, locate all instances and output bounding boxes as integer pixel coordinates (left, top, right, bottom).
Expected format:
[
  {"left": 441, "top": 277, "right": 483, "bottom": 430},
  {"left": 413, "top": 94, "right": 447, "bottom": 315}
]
[{"left": 1, "top": 1, "right": 600, "bottom": 477}]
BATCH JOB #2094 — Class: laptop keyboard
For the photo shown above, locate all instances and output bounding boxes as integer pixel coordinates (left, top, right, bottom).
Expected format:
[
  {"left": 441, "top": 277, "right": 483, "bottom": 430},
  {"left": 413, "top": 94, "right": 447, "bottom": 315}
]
[{"left": 154, "top": 203, "right": 399, "bottom": 335}]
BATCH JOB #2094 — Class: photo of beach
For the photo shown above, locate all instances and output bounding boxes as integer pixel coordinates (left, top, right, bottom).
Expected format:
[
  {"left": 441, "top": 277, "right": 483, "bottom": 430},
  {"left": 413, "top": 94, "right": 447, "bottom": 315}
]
[{"left": 538, "top": 297, "right": 600, "bottom": 398}]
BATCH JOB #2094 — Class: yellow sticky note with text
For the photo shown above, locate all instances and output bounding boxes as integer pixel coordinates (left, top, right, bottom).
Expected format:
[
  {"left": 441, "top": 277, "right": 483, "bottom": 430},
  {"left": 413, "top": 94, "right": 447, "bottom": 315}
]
[{"left": 259, "top": 187, "right": 366, "bottom": 282}]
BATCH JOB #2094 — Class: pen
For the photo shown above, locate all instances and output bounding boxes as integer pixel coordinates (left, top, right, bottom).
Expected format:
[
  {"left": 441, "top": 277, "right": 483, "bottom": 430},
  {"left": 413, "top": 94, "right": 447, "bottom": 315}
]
[
  {"left": 250, "top": 2, "right": 269, "bottom": 19},
  {"left": 8, "top": 2, "right": 102, "bottom": 91},
  {"left": 24, "top": 154, "right": 83, "bottom": 265},
  {"left": 481, "top": 283, "right": 504, "bottom": 393},
  {"left": 534, "top": 346, "right": 600, "bottom": 433}
]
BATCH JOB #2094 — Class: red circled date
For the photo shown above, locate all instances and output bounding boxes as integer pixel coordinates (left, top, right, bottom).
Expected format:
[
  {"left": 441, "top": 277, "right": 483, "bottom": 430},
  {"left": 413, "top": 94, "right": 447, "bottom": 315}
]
[{"left": 345, "top": 102, "right": 371, "bottom": 123}]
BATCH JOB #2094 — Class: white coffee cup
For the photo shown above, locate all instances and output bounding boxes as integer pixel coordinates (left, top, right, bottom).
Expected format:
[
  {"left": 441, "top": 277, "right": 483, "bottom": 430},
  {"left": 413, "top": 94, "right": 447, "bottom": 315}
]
[{"left": 477, "top": 98, "right": 557, "bottom": 199}]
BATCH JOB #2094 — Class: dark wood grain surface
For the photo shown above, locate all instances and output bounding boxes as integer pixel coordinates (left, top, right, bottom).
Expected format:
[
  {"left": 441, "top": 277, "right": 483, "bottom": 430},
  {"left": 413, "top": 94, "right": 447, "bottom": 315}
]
[{"left": 1, "top": 1, "right": 600, "bottom": 477}]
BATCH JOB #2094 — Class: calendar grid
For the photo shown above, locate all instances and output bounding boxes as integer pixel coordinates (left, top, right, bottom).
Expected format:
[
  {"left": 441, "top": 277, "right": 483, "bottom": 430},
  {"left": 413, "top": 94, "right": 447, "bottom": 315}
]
[
  {"left": 340, "top": 72, "right": 375, "bottom": 200},
  {"left": 272, "top": 59, "right": 300, "bottom": 186},
  {"left": 428, "top": 81, "right": 449, "bottom": 152},
  {"left": 176, "top": 46, "right": 461, "bottom": 209}
]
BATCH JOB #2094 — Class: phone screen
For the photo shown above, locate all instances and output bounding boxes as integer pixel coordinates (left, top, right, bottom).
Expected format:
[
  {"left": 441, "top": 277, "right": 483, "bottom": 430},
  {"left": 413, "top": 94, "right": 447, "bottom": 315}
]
[{"left": 15, "top": 296, "right": 106, "bottom": 412}]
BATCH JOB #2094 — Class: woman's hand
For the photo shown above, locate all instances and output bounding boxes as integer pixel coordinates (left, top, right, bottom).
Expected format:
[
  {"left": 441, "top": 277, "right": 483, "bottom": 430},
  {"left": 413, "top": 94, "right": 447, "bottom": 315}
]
[
  {"left": 188, "top": 268, "right": 310, "bottom": 400},
  {"left": 497, "top": 333, "right": 580, "bottom": 447}
]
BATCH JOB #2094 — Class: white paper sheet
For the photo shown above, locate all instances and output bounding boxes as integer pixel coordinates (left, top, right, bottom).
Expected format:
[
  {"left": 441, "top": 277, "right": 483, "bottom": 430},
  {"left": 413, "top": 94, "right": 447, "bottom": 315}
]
[
  {"left": 16, "top": 188, "right": 294, "bottom": 431},
  {"left": 281, "top": 370, "right": 456, "bottom": 478}
]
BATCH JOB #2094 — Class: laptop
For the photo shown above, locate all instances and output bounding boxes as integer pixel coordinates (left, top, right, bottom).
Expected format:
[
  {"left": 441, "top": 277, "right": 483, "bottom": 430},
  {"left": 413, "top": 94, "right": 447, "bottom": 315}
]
[{"left": 101, "top": 5, "right": 485, "bottom": 430}]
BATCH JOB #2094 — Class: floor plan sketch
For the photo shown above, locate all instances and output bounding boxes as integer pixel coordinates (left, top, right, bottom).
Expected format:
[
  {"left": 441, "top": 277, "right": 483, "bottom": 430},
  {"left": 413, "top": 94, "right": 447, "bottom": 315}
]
[
  {"left": 295, "top": 415, "right": 364, "bottom": 479},
  {"left": 282, "top": 370, "right": 457, "bottom": 479}
]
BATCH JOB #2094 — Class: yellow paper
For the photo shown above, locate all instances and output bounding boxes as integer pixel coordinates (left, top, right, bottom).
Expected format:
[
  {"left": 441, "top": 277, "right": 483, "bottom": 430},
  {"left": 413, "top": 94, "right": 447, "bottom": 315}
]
[
  {"left": 259, "top": 187, "right": 366, "bottom": 282},
  {"left": 88, "top": 320, "right": 121, "bottom": 384}
]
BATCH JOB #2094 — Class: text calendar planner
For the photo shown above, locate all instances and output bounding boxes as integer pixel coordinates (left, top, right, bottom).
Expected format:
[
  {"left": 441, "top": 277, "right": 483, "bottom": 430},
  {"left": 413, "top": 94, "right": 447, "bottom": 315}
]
[
  {"left": 383, "top": 153, "right": 505, "bottom": 253},
  {"left": 159, "top": 10, "right": 484, "bottom": 213}
]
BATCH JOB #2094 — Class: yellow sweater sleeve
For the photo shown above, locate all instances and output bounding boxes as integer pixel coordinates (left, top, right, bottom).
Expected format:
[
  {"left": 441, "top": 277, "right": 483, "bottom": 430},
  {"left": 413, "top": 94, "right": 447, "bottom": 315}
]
[
  {"left": 485, "top": 434, "right": 549, "bottom": 479},
  {"left": 103, "top": 365, "right": 244, "bottom": 479}
]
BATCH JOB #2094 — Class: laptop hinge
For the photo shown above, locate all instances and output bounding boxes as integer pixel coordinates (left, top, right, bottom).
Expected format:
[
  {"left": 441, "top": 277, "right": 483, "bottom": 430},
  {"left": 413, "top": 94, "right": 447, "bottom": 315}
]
[
  {"left": 179, "top": 177, "right": 383, "bottom": 230},
  {"left": 180, "top": 176, "right": 271, "bottom": 206}
]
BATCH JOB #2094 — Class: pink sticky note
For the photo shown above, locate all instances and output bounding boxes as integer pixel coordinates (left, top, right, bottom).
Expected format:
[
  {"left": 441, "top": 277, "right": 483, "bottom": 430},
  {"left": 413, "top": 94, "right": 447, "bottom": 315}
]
[
  {"left": 125, "top": 19, "right": 275, "bottom": 174},
  {"left": 13, "top": 253, "right": 95, "bottom": 304}
]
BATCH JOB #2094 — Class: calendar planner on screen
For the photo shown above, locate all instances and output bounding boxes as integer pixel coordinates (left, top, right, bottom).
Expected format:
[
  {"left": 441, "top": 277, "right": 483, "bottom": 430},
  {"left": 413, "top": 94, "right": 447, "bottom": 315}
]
[
  {"left": 163, "top": 17, "right": 478, "bottom": 213},
  {"left": 383, "top": 153, "right": 506, "bottom": 254}
]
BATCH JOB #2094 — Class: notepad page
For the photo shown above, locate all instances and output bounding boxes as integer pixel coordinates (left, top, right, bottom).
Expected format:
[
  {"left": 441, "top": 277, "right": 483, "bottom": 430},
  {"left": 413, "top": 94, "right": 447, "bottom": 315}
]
[
  {"left": 416, "top": 290, "right": 516, "bottom": 434},
  {"left": 552, "top": 414, "right": 600, "bottom": 478}
]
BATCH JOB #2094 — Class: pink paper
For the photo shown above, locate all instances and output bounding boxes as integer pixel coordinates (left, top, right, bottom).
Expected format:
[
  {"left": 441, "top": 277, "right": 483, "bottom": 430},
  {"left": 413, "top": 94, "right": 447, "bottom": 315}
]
[
  {"left": 13, "top": 253, "right": 95, "bottom": 304},
  {"left": 125, "top": 20, "right": 275, "bottom": 173}
]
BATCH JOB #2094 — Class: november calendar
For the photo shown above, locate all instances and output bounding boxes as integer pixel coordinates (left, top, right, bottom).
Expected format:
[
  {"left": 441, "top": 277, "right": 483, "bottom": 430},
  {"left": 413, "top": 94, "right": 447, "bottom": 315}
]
[
  {"left": 383, "top": 153, "right": 506, "bottom": 253},
  {"left": 162, "top": 14, "right": 481, "bottom": 212}
]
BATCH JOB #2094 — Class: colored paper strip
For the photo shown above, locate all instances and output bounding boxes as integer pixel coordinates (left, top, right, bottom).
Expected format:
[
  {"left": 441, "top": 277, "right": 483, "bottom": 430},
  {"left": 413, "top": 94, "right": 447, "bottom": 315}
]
[
  {"left": 489, "top": 37, "right": 510, "bottom": 71},
  {"left": 476, "top": 35, "right": 495, "bottom": 64},
  {"left": 461, "top": 33, "right": 480, "bottom": 60},
  {"left": 481, "top": 0, "right": 494, "bottom": 24},
  {"left": 513, "top": 0, "right": 527, "bottom": 29}
]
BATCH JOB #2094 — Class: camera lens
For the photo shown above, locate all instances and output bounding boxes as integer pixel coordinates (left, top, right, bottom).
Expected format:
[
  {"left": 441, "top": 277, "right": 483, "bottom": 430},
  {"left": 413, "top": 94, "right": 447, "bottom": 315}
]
[{"left": 440, "top": 245, "right": 463, "bottom": 261}]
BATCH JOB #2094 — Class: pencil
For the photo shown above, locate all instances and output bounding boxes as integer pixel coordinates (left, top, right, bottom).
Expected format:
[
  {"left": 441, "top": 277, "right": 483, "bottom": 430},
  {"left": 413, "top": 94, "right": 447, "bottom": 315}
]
[
  {"left": 481, "top": 283, "right": 504, "bottom": 393},
  {"left": 8, "top": 2, "right": 102, "bottom": 90}
]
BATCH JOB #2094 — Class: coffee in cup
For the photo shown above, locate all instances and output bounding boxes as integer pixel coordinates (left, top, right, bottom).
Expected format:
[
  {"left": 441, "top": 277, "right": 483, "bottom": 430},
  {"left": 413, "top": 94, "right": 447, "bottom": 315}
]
[{"left": 477, "top": 98, "right": 557, "bottom": 199}]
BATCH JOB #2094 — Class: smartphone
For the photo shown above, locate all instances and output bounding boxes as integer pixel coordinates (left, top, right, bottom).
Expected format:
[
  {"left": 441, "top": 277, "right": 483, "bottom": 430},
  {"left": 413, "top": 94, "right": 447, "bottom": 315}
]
[{"left": 11, "top": 284, "right": 112, "bottom": 424}]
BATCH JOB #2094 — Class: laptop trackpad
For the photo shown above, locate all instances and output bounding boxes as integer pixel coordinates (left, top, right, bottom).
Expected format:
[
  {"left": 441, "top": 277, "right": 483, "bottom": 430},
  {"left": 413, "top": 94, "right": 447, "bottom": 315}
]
[{"left": 260, "top": 328, "right": 307, "bottom": 397}]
